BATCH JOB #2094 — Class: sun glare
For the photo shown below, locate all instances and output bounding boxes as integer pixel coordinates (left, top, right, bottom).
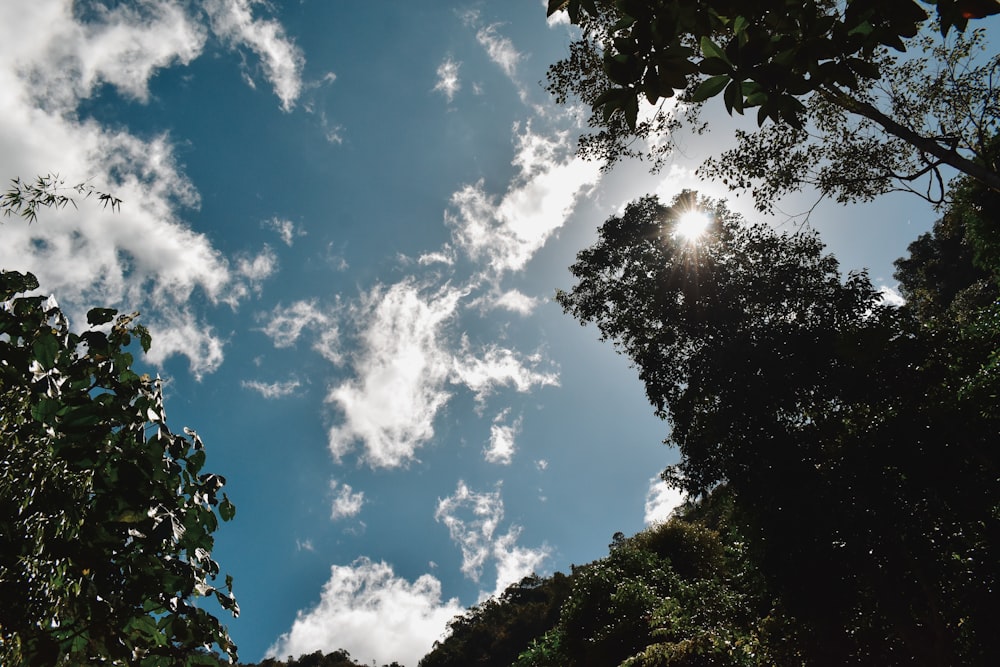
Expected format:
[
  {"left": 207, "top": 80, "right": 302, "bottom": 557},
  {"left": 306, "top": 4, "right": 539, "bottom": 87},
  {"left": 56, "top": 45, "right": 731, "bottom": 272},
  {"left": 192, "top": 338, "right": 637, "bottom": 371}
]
[{"left": 674, "top": 210, "right": 711, "bottom": 242}]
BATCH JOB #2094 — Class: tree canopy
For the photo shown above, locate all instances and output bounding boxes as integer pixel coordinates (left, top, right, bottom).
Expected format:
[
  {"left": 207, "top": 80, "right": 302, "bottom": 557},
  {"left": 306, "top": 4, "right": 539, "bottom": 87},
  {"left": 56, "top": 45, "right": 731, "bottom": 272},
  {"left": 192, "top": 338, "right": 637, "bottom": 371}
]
[
  {"left": 545, "top": 0, "right": 1000, "bottom": 208},
  {"left": 1, "top": 182, "right": 238, "bottom": 666},
  {"left": 557, "top": 190, "right": 1000, "bottom": 664}
]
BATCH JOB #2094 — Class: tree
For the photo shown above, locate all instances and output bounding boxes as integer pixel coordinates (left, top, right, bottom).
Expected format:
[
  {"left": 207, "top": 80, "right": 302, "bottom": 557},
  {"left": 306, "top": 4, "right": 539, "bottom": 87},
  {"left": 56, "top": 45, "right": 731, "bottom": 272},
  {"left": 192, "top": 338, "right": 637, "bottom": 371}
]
[
  {"left": 557, "top": 191, "right": 1000, "bottom": 664},
  {"left": 513, "top": 507, "right": 792, "bottom": 667},
  {"left": 545, "top": 0, "right": 1000, "bottom": 209},
  {"left": 418, "top": 574, "right": 572, "bottom": 667},
  {"left": 1, "top": 181, "right": 238, "bottom": 665}
]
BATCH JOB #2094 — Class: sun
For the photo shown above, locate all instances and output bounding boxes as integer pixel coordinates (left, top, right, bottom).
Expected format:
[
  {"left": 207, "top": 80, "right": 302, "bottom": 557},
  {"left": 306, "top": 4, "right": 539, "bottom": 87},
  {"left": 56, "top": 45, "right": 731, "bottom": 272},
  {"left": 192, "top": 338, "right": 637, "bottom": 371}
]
[{"left": 674, "top": 209, "right": 711, "bottom": 242}]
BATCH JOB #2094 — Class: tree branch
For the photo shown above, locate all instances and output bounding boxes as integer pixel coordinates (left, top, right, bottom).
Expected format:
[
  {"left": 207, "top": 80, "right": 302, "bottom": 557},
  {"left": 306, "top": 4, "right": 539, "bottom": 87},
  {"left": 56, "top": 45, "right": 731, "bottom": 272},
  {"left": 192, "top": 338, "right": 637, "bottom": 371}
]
[{"left": 819, "top": 84, "right": 1000, "bottom": 193}]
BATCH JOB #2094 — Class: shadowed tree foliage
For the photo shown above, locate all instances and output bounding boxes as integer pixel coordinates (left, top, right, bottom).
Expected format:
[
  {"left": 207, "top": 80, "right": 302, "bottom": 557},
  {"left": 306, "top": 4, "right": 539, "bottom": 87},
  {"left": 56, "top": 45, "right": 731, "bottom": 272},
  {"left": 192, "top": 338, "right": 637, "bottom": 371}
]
[
  {"left": 545, "top": 1, "right": 1000, "bottom": 209},
  {"left": 418, "top": 574, "right": 573, "bottom": 667},
  {"left": 1, "top": 180, "right": 238, "bottom": 666},
  {"left": 557, "top": 190, "right": 1000, "bottom": 665}
]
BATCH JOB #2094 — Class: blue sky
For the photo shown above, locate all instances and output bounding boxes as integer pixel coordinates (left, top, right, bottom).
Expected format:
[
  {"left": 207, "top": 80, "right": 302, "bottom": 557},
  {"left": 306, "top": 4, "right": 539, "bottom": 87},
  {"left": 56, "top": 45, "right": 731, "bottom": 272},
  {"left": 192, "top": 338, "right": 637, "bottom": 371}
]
[{"left": 0, "top": 2, "right": 945, "bottom": 665}]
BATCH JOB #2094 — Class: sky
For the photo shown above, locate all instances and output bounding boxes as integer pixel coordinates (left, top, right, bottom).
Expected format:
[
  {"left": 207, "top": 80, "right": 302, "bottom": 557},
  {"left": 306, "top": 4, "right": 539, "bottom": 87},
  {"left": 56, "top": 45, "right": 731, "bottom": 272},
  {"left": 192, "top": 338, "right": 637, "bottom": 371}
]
[{"left": 0, "top": 2, "right": 950, "bottom": 665}]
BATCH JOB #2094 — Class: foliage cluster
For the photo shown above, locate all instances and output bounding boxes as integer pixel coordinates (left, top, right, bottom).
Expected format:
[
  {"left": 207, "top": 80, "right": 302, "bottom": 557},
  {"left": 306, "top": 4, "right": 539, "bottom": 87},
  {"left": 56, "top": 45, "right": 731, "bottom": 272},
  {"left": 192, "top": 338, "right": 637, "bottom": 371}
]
[
  {"left": 557, "top": 187, "right": 999, "bottom": 664},
  {"left": 546, "top": 0, "right": 1000, "bottom": 209},
  {"left": 1, "top": 184, "right": 238, "bottom": 666}
]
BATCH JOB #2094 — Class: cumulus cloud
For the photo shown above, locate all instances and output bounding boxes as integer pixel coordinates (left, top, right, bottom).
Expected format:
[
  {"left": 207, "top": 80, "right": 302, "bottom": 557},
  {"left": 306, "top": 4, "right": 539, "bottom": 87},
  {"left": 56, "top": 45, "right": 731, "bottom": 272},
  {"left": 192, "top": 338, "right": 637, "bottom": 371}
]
[
  {"left": 433, "top": 57, "right": 461, "bottom": 102},
  {"left": 241, "top": 377, "right": 301, "bottom": 398},
  {"left": 0, "top": 0, "right": 303, "bottom": 378},
  {"left": 268, "top": 558, "right": 463, "bottom": 667},
  {"left": 446, "top": 124, "right": 601, "bottom": 275},
  {"left": 330, "top": 479, "right": 365, "bottom": 520},
  {"left": 435, "top": 481, "right": 549, "bottom": 597},
  {"left": 644, "top": 477, "right": 687, "bottom": 525},
  {"left": 327, "top": 280, "right": 463, "bottom": 468},
  {"left": 203, "top": 0, "right": 305, "bottom": 111}
]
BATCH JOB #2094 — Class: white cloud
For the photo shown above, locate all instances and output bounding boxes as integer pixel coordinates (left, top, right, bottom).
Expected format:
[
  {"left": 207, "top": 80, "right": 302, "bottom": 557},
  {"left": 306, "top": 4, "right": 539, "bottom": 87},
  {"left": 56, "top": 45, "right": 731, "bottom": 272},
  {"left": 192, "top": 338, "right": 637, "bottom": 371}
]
[
  {"left": 878, "top": 285, "right": 906, "bottom": 307},
  {"left": 446, "top": 125, "right": 601, "bottom": 275},
  {"left": 264, "top": 217, "right": 302, "bottom": 246},
  {"left": 325, "top": 280, "right": 559, "bottom": 469},
  {"left": 418, "top": 249, "right": 455, "bottom": 266},
  {"left": 491, "top": 528, "right": 549, "bottom": 598},
  {"left": 235, "top": 244, "right": 278, "bottom": 294},
  {"left": 260, "top": 300, "right": 334, "bottom": 348},
  {"left": 494, "top": 289, "right": 540, "bottom": 314},
  {"left": 330, "top": 479, "right": 365, "bottom": 520},
  {"left": 142, "top": 308, "right": 226, "bottom": 381},
  {"left": 485, "top": 413, "right": 521, "bottom": 465},
  {"left": 268, "top": 558, "right": 463, "bottom": 667},
  {"left": 535, "top": 459, "right": 548, "bottom": 471},
  {"left": 203, "top": 0, "right": 305, "bottom": 111},
  {"left": 241, "top": 377, "right": 301, "bottom": 398},
  {"left": 0, "top": 0, "right": 303, "bottom": 378},
  {"left": 433, "top": 57, "right": 461, "bottom": 102},
  {"left": 435, "top": 481, "right": 549, "bottom": 598},
  {"left": 476, "top": 24, "right": 522, "bottom": 79},
  {"left": 453, "top": 342, "right": 558, "bottom": 402},
  {"left": 644, "top": 477, "right": 686, "bottom": 525},
  {"left": 327, "top": 280, "right": 463, "bottom": 468}
]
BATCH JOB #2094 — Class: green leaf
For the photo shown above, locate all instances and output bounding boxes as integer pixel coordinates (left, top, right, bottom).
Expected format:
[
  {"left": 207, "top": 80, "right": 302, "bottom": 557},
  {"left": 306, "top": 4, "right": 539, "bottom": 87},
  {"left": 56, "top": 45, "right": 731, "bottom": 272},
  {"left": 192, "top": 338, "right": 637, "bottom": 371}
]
[
  {"left": 690, "top": 75, "right": 729, "bottom": 103},
  {"left": 699, "top": 36, "right": 731, "bottom": 65},
  {"left": 723, "top": 79, "right": 744, "bottom": 114},
  {"left": 219, "top": 494, "right": 236, "bottom": 522},
  {"left": 187, "top": 450, "right": 207, "bottom": 475},
  {"left": 31, "top": 397, "right": 61, "bottom": 423},
  {"left": 33, "top": 330, "right": 59, "bottom": 368},
  {"left": 86, "top": 307, "right": 117, "bottom": 326}
]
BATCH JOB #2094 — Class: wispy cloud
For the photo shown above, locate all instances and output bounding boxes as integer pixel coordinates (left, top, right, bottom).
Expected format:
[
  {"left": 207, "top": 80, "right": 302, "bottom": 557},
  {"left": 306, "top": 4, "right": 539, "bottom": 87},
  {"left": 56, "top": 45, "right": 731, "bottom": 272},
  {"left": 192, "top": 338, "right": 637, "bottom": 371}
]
[
  {"left": 452, "top": 343, "right": 558, "bottom": 402},
  {"left": 268, "top": 558, "right": 463, "bottom": 667},
  {"left": 644, "top": 477, "right": 686, "bottom": 525},
  {"left": 433, "top": 57, "right": 461, "bottom": 102},
  {"left": 234, "top": 245, "right": 278, "bottom": 296},
  {"left": 475, "top": 24, "right": 523, "bottom": 79},
  {"left": 241, "top": 377, "right": 301, "bottom": 398},
  {"left": 493, "top": 289, "right": 540, "bottom": 315},
  {"left": 485, "top": 411, "right": 521, "bottom": 465},
  {"left": 324, "top": 280, "right": 557, "bottom": 469},
  {"left": 260, "top": 300, "right": 335, "bottom": 348},
  {"left": 330, "top": 479, "right": 365, "bottom": 520},
  {"left": 203, "top": 0, "right": 305, "bottom": 111},
  {"left": 435, "top": 481, "right": 549, "bottom": 597},
  {"left": 446, "top": 124, "right": 601, "bottom": 275},
  {"left": 264, "top": 217, "right": 303, "bottom": 246}
]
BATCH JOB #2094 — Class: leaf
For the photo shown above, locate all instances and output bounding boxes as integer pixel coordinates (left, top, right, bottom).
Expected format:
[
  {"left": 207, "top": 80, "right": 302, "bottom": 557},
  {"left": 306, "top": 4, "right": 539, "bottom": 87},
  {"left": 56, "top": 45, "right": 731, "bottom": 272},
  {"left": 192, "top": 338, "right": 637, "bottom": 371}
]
[
  {"left": 219, "top": 494, "right": 236, "bottom": 522},
  {"left": 31, "top": 397, "right": 61, "bottom": 424},
  {"left": 690, "top": 75, "right": 729, "bottom": 103},
  {"left": 32, "top": 330, "right": 59, "bottom": 369},
  {"left": 723, "top": 79, "right": 744, "bottom": 114},
  {"left": 86, "top": 307, "right": 117, "bottom": 326},
  {"left": 699, "top": 36, "right": 731, "bottom": 65}
]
